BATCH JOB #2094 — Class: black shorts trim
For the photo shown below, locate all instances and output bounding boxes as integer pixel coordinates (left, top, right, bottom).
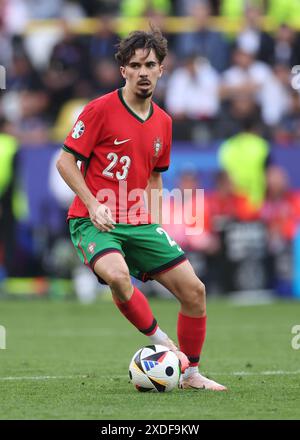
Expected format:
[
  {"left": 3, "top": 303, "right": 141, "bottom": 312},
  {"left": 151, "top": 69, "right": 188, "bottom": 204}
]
[
  {"left": 140, "top": 254, "right": 187, "bottom": 282},
  {"left": 90, "top": 248, "right": 124, "bottom": 285},
  {"left": 63, "top": 144, "right": 89, "bottom": 162},
  {"left": 90, "top": 247, "right": 124, "bottom": 269},
  {"left": 153, "top": 166, "right": 169, "bottom": 172},
  {"left": 139, "top": 318, "right": 158, "bottom": 335}
]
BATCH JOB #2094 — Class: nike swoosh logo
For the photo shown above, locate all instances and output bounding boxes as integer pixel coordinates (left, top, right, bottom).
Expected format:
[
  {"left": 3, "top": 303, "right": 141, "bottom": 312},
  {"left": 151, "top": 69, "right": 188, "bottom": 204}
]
[{"left": 114, "top": 138, "right": 131, "bottom": 145}]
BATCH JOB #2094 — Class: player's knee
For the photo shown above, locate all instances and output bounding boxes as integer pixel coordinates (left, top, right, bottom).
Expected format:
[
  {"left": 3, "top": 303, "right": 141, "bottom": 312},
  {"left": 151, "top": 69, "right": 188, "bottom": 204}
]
[
  {"left": 186, "top": 279, "right": 206, "bottom": 315},
  {"left": 106, "top": 268, "right": 131, "bottom": 291}
]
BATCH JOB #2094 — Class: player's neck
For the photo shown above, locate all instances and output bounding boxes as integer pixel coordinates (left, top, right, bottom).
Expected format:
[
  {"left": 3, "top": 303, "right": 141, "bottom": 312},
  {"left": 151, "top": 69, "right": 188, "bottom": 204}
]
[{"left": 122, "top": 86, "right": 152, "bottom": 121}]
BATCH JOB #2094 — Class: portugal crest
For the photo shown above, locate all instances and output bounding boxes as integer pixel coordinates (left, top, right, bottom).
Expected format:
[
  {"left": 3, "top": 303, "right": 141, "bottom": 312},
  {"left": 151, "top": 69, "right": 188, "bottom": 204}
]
[
  {"left": 153, "top": 137, "right": 162, "bottom": 157},
  {"left": 87, "top": 242, "right": 96, "bottom": 254}
]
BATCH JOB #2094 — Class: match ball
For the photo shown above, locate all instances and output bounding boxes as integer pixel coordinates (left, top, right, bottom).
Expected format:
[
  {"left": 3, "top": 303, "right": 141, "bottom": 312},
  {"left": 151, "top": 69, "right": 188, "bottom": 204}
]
[{"left": 128, "top": 345, "right": 181, "bottom": 392}]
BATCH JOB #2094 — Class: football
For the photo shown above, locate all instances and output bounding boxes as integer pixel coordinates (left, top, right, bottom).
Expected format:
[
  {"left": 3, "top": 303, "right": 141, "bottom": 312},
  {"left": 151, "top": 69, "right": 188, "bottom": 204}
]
[{"left": 128, "top": 344, "right": 181, "bottom": 392}]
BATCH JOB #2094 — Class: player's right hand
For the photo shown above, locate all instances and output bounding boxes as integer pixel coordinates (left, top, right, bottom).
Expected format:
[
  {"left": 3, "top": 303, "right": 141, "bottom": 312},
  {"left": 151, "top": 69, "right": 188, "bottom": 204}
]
[{"left": 89, "top": 202, "right": 116, "bottom": 232}]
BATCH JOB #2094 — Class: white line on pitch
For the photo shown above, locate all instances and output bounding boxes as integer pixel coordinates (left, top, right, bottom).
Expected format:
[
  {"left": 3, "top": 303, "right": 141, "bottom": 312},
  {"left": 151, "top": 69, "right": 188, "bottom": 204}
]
[
  {"left": 1, "top": 370, "right": 300, "bottom": 381},
  {"left": 0, "top": 375, "right": 89, "bottom": 381},
  {"left": 210, "top": 370, "right": 300, "bottom": 376}
]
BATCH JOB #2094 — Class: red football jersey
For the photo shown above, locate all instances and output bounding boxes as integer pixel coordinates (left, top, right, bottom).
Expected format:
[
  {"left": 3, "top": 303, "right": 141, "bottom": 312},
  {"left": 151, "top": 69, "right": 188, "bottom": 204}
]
[{"left": 63, "top": 89, "right": 172, "bottom": 224}]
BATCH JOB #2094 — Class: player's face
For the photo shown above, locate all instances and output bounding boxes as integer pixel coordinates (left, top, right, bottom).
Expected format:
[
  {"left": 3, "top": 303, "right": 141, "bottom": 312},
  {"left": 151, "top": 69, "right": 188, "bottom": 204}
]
[{"left": 120, "top": 48, "right": 163, "bottom": 99}]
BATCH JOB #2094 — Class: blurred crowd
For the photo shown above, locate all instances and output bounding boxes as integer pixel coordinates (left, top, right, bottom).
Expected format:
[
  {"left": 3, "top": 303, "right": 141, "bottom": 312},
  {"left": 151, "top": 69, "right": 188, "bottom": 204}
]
[
  {"left": 1, "top": 0, "right": 300, "bottom": 144},
  {"left": 1, "top": 0, "right": 300, "bottom": 297}
]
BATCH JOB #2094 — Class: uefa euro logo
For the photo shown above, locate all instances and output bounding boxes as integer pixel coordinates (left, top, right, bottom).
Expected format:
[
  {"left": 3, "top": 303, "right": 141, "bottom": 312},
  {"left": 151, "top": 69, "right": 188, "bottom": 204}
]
[
  {"left": 0, "top": 325, "right": 6, "bottom": 349},
  {"left": 0, "top": 65, "right": 6, "bottom": 90}
]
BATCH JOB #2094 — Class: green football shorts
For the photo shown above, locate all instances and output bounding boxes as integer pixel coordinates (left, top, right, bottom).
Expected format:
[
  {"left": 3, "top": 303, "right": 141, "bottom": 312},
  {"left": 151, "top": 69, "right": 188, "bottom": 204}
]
[{"left": 69, "top": 218, "right": 186, "bottom": 283}]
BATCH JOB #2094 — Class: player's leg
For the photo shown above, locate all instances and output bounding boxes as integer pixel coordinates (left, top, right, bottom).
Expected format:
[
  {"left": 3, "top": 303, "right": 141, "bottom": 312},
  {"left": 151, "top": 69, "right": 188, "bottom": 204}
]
[
  {"left": 153, "top": 260, "right": 227, "bottom": 391},
  {"left": 93, "top": 252, "right": 188, "bottom": 370},
  {"left": 69, "top": 219, "right": 188, "bottom": 369}
]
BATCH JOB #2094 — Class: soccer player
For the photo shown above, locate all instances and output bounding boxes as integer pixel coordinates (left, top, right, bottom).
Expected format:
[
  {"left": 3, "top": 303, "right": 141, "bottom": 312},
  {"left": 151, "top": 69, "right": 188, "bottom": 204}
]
[{"left": 56, "top": 28, "right": 226, "bottom": 391}]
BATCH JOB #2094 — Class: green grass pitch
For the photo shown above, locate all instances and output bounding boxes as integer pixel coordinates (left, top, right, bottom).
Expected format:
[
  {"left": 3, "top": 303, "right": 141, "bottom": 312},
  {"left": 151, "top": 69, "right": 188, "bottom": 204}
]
[{"left": 0, "top": 297, "right": 300, "bottom": 420}]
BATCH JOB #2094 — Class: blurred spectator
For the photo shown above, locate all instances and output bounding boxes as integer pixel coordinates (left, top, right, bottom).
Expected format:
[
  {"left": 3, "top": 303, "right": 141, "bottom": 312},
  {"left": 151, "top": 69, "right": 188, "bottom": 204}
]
[
  {"left": 261, "top": 165, "right": 300, "bottom": 242},
  {"left": 89, "top": 15, "right": 120, "bottom": 63},
  {"left": 216, "top": 94, "right": 263, "bottom": 139},
  {"left": 260, "top": 165, "right": 300, "bottom": 294},
  {"left": 175, "top": 0, "right": 229, "bottom": 72},
  {"left": 42, "top": 65, "right": 75, "bottom": 122},
  {"left": 92, "top": 58, "right": 123, "bottom": 96},
  {"left": 205, "top": 169, "right": 260, "bottom": 294},
  {"left": 22, "top": 6, "right": 85, "bottom": 70},
  {"left": 0, "top": 0, "right": 29, "bottom": 36},
  {"left": 6, "top": 51, "right": 42, "bottom": 92},
  {"left": 207, "top": 170, "right": 259, "bottom": 233},
  {"left": 2, "top": 90, "right": 51, "bottom": 145},
  {"left": 218, "top": 117, "right": 270, "bottom": 209},
  {"left": 174, "top": 0, "right": 200, "bottom": 15},
  {"left": 153, "top": 51, "right": 176, "bottom": 108},
  {"left": 23, "top": 0, "right": 86, "bottom": 20},
  {"left": 0, "top": 11, "right": 13, "bottom": 68},
  {"left": 272, "top": 24, "right": 300, "bottom": 68},
  {"left": 120, "top": 0, "right": 171, "bottom": 16},
  {"left": 165, "top": 55, "right": 219, "bottom": 141},
  {"left": 2, "top": 51, "right": 50, "bottom": 134},
  {"left": 267, "top": 0, "right": 300, "bottom": 28},
  {"left": 220, "top": 0, "right": 265, "bottom": 19},
  {"left": 24, "top": 0, "right": 63, "bottom": 19},
  {"left": 236, "top": 3, "right": 274, "bottom": 65},
  {"left": 275, "top": 91, "right": 300, "bottom": 144},
  {"left": 175, "top": 0, "right": 219, "bottom": 15},
  {"left": 80, "top": 0, "right": 120, "bottom": 16},
  {"left": 220, "top": 44, "right": 283, "bottom": 127},
  {"left": 0, "top": 118, "right": 18, "bottom": 276},
  {"left": 49, "top": 20, "right": 88, "bottom": 79},
  {"left": 220, "top": 45, "right": 272, "bottom": 99},
  {"left": 43, "top": 21, "right": 88, "bottom": 121},
  {"left": 260, "top": 63, "right": 292, "bottom": 127},
  {"left": 166, "top": 55, "right": 220, "bottom": 119}
]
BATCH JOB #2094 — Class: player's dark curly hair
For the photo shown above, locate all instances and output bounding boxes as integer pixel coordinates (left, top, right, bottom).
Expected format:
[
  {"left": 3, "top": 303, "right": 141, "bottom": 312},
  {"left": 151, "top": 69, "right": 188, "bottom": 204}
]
[{"left": 115, "top": 27, "right": 168, "bottom": 66}]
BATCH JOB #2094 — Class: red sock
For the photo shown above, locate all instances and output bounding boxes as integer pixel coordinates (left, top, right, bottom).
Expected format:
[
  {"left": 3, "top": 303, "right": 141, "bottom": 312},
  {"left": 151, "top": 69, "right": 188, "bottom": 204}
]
[
  {"left": 177, "top": 312, "right": 207, "bottom": 367},
  {"left": 113, "top": 286, "right": 158, "bottom": 336}
]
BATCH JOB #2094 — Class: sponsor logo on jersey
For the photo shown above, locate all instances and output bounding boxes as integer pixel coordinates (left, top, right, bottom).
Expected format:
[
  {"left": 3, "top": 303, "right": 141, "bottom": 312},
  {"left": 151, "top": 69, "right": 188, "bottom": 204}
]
[
  {"left": 72, "top": 120, "right": 85, "bottom": 139},
  {"left": 153, "top": 137, "right": 162, "bottom": 157},
  {"left": 87, "top": 242, "right": 96, "bottom": 254},
  {"left": 114, "top": 138, "right": 131, "bottom": 145}
]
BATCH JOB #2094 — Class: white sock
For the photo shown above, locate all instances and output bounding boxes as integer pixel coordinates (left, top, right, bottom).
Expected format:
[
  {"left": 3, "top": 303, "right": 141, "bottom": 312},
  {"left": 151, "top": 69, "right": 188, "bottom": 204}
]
[
  {"left": 183, "top": 366, "right": 199, "bottom": 379},
  {"left": 148, "top": 327, "right": 169, "bottom": 345}
]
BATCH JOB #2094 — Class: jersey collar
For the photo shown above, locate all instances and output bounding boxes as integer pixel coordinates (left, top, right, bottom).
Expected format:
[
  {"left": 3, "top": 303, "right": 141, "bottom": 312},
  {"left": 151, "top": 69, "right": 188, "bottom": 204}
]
[{"left": 118, "top": 88, "right": 153, "bottom": 123}]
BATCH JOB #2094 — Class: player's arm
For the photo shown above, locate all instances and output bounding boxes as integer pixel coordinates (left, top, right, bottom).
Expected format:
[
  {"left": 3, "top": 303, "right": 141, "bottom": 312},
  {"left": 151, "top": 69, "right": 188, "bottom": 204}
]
[
  {"left": 146, "top": 171, "right": 163, "bottom": 225},
  {"left": 56, "top": 150, "right": 115, "bottom": 231}
]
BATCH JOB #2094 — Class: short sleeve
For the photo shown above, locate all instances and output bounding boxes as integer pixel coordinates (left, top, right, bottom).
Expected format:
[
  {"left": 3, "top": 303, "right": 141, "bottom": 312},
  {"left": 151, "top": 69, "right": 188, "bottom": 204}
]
[
  {"left": 153, "top": 117, "right": 172, "bottom": 172},
  {"left": 63, "top": 103, "right": 102, "bottom": 161}
]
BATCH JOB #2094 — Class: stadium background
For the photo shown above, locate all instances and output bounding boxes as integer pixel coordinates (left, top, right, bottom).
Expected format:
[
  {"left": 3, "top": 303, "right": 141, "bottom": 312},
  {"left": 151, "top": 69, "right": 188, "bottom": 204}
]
[{"left": 1, "top": 0, "right": 300, "bottom": 301}]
